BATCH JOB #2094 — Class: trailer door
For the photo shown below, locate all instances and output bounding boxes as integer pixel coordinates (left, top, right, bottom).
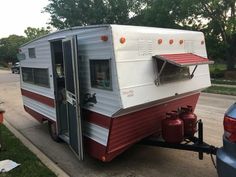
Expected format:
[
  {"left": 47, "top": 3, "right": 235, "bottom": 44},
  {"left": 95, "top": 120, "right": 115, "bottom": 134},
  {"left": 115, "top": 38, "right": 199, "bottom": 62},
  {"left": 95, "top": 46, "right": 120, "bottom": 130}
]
[{"left": 62, "top": 36, "right": 83, "bottom": 160}]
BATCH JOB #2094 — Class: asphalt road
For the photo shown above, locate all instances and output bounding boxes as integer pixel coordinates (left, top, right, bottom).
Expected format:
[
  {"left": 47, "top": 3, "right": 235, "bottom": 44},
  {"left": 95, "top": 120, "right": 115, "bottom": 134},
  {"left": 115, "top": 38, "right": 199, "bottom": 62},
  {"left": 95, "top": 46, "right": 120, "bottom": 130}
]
[{"left": 0, "top": 69, "right": 235, "bottom": 177}]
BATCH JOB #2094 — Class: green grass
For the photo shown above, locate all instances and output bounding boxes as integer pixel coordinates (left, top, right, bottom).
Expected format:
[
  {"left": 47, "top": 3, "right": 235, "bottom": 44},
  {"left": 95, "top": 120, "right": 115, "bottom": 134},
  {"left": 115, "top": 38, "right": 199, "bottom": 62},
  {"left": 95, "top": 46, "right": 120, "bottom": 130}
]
[
  {"left": 211, "top": 79, "right": 236, "bottom": 85},
  {"left": 0, "top": 125, "right": 56, "bottom": 177},
  {"left": 203, "top": 86, "right": 236, "bottom": 96}
]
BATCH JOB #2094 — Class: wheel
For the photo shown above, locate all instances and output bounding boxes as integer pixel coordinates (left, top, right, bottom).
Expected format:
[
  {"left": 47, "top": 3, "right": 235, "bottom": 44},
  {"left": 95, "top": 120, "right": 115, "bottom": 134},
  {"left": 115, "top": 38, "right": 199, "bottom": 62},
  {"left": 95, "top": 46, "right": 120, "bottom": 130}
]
[{"left": 48, "top": 121, "right": 61, "bottom": 142}]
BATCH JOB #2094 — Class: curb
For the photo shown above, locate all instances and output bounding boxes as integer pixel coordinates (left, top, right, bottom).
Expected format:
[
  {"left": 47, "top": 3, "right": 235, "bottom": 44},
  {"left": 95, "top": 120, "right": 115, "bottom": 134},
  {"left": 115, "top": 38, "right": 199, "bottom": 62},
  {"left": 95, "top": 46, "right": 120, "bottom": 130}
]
[{"left": 3, "top": 120, "right": 70, "bottom": 177}]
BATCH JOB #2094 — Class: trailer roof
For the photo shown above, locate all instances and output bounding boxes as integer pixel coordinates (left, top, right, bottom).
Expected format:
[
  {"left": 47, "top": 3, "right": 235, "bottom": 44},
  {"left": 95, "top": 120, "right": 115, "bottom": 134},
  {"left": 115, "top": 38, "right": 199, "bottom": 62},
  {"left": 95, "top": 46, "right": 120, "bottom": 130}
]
[
  {"left": 21, "top": 24, "right": 202, "bottom": 47},
  {"left": 20, "top": 24, "right": 110, "bottom": 47}
]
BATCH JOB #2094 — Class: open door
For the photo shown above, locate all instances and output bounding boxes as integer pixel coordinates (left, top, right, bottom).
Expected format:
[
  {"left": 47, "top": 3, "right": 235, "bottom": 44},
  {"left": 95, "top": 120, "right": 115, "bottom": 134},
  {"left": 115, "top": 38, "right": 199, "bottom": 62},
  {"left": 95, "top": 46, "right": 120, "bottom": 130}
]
[{"left": 62, "top": 36, "right": 84, "bottom": 160}]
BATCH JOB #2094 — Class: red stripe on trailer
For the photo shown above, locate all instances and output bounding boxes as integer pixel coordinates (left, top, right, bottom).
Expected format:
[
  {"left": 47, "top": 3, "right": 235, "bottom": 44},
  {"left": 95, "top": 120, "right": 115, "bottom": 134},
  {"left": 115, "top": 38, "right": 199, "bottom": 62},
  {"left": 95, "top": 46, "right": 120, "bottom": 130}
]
[
  {"left": 107, "top": 93, "right": 200, "bottom": 155},
  {"left": 21, "top": 89, "right": 55, "bottom": 107},
  {"left": 84, "top": 110, "right": 111, "bottom": 129},
  {"left": 24, "top": 105, "right": 48, "bottom": 123}
]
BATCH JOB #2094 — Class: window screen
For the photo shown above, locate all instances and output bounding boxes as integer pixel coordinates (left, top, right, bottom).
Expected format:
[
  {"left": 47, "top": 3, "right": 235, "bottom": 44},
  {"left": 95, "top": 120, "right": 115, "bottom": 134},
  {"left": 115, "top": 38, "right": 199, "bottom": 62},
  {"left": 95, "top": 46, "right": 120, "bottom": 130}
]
[
  {"left": 156, "top": 60, "right": 190, "bottom": 83},
  {"left": 21, "top": 67, "right": 50, "bottom": 88},
  {"left": 34, "top": 68, "right": 50, "bottom": 87},
  {"left": 63, "top": 41, "right": 75, "bottom": 93},
  {"left": 90, "top": 59, "right": 112, "bottom": 90},
  {"left": 22, "top": 67, "right": 34, "bottom": 83},
  {"left": 28, "top": 48, "right": 36, "bottom": 58}
]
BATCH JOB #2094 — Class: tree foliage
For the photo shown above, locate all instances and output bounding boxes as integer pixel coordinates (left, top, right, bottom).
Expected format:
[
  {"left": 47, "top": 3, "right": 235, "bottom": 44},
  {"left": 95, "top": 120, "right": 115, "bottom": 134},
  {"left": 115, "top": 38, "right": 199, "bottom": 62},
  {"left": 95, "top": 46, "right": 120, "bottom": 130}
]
[
  {"left": 44, "top": 0, "right": 147, "bottom": 29},
  {"left": 170, "top": 0, "right": 236, "bottom": 70},
  {"left": 0, "top": 27, "right": 51, "bottom": 65},
  {"left": 0, "top": 35, "right": 27, "bottom": 64},
  {"left": 24, "top": 27, "right": 51, "bottom": 41}
]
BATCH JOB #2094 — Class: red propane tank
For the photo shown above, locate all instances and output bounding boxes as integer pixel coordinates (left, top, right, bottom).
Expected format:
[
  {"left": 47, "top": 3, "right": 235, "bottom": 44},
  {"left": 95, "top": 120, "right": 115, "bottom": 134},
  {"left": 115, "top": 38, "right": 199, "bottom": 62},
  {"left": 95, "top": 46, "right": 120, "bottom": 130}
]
[
  {"left": 179, "top": 105, "right": 197, "bottom": 137},
  {"left": 162, "top": 112, "right": 184, "bottom": 144}
]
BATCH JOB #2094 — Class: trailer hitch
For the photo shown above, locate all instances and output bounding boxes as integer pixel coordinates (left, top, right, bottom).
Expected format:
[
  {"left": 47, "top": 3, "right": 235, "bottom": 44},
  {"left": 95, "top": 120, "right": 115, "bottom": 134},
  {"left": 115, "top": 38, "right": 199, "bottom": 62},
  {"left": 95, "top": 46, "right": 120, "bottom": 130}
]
[{"left": 140, "top": 119, "right": 218, "bottom": 160}]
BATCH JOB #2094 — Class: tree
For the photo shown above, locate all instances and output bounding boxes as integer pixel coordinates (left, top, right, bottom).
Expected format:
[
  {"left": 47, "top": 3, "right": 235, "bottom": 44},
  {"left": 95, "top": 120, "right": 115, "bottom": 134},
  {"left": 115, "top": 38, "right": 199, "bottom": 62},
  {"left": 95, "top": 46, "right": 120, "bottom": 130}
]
[
  {"left": 44, "top": 0, "right": 146, "bottom": 29},
  {"left": 179, "top": 0, "right": 236, "bottom": 70},
  {"left": 24, "top": 27, "right": 51, "bottom": 41},
  {"left": 0, "top": 35, "right": 27, "bottom": 64}
]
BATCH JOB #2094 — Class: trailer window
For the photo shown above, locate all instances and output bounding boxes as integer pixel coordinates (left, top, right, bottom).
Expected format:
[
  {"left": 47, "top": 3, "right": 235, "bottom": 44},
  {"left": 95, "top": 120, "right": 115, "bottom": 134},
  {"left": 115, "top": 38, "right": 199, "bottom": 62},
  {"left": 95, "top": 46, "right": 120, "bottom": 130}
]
[
  {"left": 22, "top": 67, "right": 50, "bottom": 88},
  {"left": 90, "top": 59, "right": 112, "bottom": 90},
  {"left": 156, "top": 60, "right": 190, "bottom": 84},
  {"left": 28, "top": 48, "right": 36, "bottom": 58}
]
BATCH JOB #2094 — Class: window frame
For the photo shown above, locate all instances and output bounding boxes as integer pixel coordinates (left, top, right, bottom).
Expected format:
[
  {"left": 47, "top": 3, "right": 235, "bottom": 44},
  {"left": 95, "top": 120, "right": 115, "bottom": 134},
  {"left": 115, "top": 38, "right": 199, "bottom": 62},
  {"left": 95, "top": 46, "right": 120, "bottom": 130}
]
[
  {"left": 89, "top": 59, "right": 112, "bottom": 91},
  {"left": 21, "top": 67, "right": 50, "bottom": 88},
  {"left": 28, "top": 48, "right": 36, "bottom": 58}
]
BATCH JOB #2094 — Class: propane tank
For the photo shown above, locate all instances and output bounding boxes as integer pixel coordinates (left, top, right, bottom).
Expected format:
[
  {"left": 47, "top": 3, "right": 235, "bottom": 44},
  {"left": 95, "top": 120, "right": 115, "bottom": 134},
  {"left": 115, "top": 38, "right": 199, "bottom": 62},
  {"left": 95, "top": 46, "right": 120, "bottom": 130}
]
[
  {"left": 162, "top": 112, "right": 184, "bottom": 144},
  {"left": 179, "top": 105, "right": 197, "bottom": 137}
]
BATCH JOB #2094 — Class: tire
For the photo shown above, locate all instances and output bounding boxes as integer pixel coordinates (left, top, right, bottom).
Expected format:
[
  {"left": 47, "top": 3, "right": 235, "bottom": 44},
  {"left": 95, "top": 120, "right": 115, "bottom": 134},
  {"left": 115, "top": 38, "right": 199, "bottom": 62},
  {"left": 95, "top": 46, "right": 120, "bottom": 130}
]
[{"left": 48, "top": 121, "right": 61, "bottom": 142}]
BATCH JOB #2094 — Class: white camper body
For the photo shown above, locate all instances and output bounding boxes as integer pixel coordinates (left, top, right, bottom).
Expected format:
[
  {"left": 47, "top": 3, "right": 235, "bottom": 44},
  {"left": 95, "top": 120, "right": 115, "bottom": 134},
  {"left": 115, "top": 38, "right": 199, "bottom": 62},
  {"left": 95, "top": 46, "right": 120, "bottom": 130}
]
[{"left": 19, "top": 25, "right": 212, "bottom": 161}]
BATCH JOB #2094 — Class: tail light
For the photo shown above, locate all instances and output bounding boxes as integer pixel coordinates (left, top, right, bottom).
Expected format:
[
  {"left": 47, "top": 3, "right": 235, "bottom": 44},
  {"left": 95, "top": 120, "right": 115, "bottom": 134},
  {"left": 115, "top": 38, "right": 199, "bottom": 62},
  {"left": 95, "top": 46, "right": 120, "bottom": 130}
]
[{"left": 224, "top": 115, "right": 236, "bottom": 142}]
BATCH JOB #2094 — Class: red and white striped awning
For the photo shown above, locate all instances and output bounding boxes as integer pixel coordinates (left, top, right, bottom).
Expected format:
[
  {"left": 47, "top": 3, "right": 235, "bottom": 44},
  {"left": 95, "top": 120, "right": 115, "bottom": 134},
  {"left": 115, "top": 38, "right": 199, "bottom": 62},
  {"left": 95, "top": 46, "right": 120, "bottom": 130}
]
[{"left": 154, "top": 53, "right": 214, "bottom": 67}]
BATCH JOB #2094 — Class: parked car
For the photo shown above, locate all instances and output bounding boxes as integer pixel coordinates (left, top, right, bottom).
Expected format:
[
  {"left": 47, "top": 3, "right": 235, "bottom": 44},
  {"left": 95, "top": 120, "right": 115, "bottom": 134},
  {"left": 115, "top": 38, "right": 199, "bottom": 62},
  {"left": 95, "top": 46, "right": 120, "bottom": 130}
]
[
  {"left": 217, "top": 102, "right": 236, "bottom": 177},
  {"left": 11, "top": 62, "right": 20, "bottom": 74}
]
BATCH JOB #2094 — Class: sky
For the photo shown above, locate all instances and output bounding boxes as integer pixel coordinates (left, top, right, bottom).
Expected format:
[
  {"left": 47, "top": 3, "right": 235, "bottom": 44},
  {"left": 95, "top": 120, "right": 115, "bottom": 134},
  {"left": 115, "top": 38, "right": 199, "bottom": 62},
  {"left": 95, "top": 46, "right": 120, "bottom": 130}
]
[{"left": 0, "top": 0, "right": 51, "bottom": 38}]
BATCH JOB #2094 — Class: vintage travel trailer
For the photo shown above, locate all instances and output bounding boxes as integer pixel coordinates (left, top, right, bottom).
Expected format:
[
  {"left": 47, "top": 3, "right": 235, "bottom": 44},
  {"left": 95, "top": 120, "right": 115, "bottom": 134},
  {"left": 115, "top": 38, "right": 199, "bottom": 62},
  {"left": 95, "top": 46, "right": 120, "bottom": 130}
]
[{"left": 18, "top": 25, "right": 213, "bottom": 162}]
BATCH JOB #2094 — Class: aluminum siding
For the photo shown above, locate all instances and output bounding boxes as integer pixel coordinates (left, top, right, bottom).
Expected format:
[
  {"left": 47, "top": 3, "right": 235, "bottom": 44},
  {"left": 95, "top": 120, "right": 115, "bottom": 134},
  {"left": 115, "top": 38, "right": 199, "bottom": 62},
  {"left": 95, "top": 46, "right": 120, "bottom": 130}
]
[
  {"left": 111, "top": 25, "right": 211, "bottom": 109},
  {"left": 20, "top": 26, "right": 122, "bottom": 117}
]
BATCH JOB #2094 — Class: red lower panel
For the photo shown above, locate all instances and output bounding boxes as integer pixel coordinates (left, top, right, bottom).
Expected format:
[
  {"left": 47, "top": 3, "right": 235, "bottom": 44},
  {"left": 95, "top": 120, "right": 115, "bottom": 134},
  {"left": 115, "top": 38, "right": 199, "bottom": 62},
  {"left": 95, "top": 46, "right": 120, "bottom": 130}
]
[
  {"left": 85, "top": 93, "right": 200, "bottom": 162},
  {"left": 84, "top": 137, "right": 106, "bottom": 161},
  {"left": 106, "top": 93, "right": 200, "bottom": 160},
  {"left": 84, "top": 137, "right": 132, "bottom": 162}
]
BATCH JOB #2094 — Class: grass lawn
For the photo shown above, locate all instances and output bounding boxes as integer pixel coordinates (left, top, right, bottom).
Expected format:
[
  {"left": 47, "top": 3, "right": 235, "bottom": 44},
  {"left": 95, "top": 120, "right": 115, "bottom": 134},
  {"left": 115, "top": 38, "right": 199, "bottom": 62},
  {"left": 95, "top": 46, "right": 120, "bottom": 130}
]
[
  {"left": 0, "top": 125, "right": 56, "bottom": 177},
  {"left": 203, "top": 86, "right": 236, "bottom": 96}
]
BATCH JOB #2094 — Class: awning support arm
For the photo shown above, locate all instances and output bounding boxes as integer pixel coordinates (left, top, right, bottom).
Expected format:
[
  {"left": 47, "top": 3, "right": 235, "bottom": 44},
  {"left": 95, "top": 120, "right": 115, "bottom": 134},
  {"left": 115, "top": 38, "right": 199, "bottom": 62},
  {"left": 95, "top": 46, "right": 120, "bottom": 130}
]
[
  {"left": 159, "top": 60, "right": 167, "bottom": 77},
  {"left": 154, "top": 60, "right": 167, "bottom": 85},
  {"left": 190, "top": 65, "right": 198, "bottom": 79}
]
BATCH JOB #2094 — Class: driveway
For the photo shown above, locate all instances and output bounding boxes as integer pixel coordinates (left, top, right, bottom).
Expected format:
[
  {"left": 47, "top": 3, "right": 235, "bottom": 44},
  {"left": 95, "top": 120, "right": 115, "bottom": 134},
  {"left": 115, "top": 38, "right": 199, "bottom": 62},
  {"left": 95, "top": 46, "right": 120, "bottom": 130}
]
[{"left": 0, "top": 69, "right": 235, "bottom": 177}]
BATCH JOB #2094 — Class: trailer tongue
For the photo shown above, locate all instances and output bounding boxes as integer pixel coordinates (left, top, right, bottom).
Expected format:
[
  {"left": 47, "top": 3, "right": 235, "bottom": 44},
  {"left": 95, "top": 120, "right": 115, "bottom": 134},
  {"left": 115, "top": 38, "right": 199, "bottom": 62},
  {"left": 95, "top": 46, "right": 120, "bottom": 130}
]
[{"left": 140, "top": 119, "right": 218, "bottom": 161}]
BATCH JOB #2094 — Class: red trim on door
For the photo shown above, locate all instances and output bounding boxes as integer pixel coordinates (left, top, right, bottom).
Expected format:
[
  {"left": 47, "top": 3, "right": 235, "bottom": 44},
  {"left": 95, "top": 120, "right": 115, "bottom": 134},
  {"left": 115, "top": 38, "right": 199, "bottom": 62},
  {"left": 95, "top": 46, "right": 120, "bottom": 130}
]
[
  {"left": 24, "top": 105, "right": 49, "bottom": 123},
  {"left": 21, "top": 89, "right": 55, "bottom": 107}
]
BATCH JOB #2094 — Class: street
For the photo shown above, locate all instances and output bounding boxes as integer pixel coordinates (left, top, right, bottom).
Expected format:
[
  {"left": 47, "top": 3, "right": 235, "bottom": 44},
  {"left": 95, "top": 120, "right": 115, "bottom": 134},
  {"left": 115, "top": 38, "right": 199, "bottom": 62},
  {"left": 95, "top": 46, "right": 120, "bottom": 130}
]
[{"left": 0, "top": 69, "right": 235, "bottom": 177}]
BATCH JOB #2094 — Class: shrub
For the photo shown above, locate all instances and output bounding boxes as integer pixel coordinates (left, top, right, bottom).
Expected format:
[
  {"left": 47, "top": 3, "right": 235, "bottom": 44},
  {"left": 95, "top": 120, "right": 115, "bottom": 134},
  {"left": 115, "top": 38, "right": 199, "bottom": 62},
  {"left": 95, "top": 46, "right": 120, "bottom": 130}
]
[{"left": 210, "top": 68, "right": 225, "bottom": 78}]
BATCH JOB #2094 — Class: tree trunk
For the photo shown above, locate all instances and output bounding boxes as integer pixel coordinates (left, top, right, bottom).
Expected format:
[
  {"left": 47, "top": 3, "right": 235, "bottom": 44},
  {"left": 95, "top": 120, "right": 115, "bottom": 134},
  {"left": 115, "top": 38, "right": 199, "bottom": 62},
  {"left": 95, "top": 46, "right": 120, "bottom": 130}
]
[{"left": 226, "top": 49, "right": 235, "bottom": 71}]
